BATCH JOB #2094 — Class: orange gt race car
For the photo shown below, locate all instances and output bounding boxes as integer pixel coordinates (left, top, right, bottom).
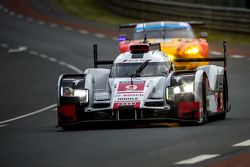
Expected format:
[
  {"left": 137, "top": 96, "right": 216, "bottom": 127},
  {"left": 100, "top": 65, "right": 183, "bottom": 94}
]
[{"left": 118, "top": 21, "right": 208, "bottom": 70}]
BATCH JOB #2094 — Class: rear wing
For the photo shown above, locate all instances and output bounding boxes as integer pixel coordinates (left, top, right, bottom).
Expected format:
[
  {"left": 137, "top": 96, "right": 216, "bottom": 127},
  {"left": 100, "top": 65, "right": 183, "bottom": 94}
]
[
  {"left": 93, "top": 44, "right": 113, "bottom": 68},
  {"left": 188, "top": 21, "right": 205, "bottom": 26},
  {"left": 93, "top": 43, "right": 161, "bottom": 68},
  {"left": 174, "top": 41, "right": 228, "bottom": 70},
  {"left": 119, "top": 23, "right": 137, "bottom": 29}
]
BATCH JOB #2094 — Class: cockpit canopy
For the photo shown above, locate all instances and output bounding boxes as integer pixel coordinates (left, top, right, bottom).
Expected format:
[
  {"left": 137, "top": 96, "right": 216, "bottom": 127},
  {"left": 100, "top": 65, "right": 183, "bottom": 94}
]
[
  {"left": 134, "top": 22, "right": 195, "bottom": 40},
  {"left": 110, "top": 61, "right": 172, "bottom": 77}
]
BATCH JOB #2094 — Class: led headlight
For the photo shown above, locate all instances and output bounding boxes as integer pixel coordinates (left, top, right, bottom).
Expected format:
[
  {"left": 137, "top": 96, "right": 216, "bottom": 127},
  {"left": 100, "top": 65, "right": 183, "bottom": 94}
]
[
  {"left": 183, "top": 83, "right": 194, "bottom": 93},
  {"left": 173, "top": 87, "right": 181, "bottom": 94},
  {"left": 184, "top": 46, "right": 200, "bottom": 55},
  {"left": 73, "top": 89, "right": 88, "bottom": 103},
  {"left": 166, "top": 83, "right": 194, "bottom": 101}
]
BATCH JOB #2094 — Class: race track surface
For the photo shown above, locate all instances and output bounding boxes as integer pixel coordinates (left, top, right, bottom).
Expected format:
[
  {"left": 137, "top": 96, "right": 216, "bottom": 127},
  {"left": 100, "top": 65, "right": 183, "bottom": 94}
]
[{"left": 0, "top": 1, "right": 250, "bottom": 166}]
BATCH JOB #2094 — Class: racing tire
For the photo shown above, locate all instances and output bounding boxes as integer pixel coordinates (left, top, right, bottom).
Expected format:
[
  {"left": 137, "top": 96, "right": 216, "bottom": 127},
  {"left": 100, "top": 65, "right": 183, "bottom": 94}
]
[
  {"left": 199, "top": 76, "right": 208, "bottom": 124},
  {"left": 217, "top": 75, "right": 228, "bottom": 120}
]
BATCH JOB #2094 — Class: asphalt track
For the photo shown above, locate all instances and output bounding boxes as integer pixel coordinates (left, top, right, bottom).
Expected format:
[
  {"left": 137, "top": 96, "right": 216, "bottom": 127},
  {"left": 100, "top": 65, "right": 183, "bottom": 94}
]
[{"left": 0, "top": 0, "right": 250, "bottom": 167}]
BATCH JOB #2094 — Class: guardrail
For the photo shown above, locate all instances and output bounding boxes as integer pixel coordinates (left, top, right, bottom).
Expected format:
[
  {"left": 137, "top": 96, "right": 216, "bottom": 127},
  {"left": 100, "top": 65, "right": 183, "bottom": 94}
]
[{"left": 101, "top": 0, "right": 250, "bottom": 33}]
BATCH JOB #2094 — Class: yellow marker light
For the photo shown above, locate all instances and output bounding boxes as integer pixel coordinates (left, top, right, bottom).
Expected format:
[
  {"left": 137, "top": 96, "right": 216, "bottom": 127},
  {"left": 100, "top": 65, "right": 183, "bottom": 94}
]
[
  {"left": 167, "top": 54, "right": 175, "bottom": 60},
  {"left": 184, "top": 46, "right": 200, "bottom": 55}
]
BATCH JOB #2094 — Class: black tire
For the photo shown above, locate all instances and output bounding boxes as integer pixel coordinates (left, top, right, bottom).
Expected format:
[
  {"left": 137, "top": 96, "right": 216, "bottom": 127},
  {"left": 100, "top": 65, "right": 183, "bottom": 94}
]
[
  {"left": 199, "top": 77, "right": 208, "bottom": 124},
  {"left": 218, "top": 75, "right": 228, "bottom": 120}
]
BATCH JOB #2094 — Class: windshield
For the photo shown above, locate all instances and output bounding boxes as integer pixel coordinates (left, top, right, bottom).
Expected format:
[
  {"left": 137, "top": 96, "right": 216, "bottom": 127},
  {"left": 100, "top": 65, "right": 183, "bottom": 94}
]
[
  {"left": 110, "top": 62, "right": 170, "bottom": 77},
  {"left": 133, "top": 29, "right": 195, "bottom": 40}
]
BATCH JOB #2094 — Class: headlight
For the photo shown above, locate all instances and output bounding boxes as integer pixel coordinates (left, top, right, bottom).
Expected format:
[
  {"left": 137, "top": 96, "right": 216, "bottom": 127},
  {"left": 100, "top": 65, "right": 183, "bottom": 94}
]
[
  {"left": 74, "top": 89, "right": 87, "bottom": 98},
  {"left": 166, "top": 83, "right": 194, "bottom": 101},
  {"left": 73, "top": 89, "right": 88, "bottom": 103},
  {"left": 183, "top": 83, "right": 194, "bottom": 93},
  {"left": 184, "top": 46, "right": 200, "bottom": 55},
  {"left": 61, "top": 87, "right": 88, "bottom": 103},
  {"left": 173, "top": 87, "right": 181, "bottom": 94}
]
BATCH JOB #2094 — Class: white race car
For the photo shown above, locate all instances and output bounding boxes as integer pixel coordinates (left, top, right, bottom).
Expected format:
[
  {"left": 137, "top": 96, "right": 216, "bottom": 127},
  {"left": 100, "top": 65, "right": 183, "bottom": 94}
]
[{"left": 57, "top": 42, "right": 230, "bottom": 129}]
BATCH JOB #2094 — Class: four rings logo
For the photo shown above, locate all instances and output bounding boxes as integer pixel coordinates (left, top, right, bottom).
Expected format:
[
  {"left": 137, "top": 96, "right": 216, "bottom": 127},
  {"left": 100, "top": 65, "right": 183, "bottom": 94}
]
[{"left": 125, "top": 85, "right": 137, "bottom": 90}]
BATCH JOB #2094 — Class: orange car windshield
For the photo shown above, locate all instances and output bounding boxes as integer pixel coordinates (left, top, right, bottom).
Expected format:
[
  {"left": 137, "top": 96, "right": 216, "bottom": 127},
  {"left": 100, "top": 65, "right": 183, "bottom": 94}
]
[{"left": 133, "top": 29, "right": 194, "bottom": 40}]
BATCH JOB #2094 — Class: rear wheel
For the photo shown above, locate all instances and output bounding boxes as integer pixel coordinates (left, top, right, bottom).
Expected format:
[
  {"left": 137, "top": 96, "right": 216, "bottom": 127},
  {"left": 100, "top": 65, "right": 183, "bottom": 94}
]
[{"left": 218, "top": 75, "right": 228, "bottom": 120}]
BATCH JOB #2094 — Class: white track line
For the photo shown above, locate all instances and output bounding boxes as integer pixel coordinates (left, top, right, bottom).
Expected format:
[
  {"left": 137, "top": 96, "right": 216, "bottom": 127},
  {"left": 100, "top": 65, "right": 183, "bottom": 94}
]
[
  {"left": 0, "top": 104, "right": 56, "bottom": 124},
  {"left": 17, "top": 14, "right": 23, "bottom": 19},
  {"left": 29, "top": 50, "right": 38, "bottom": 55},
  {"left": 9, "top": 11, "right": 15, "bottom": 16},
  {"left": 66, "top": 64, "right": 83, "bottom": 73},
  {"left": 78, "top": 29, "right": 89, "bottom": 34},
  {"left": 210, "top": 51, "right": 223, "bottom": 56},
  {"left": 59, "top": 61, "right": 66, "bottom": 66},
  {"left": 8, "top": 46, "right": 27, "bottom": 53},
  {"left": 95, "top": 33, "right": 106, "bottom": 38},
  {"left": 230, "top": 55, "right": 245, "bottom": 58},
  {"left": 64, "top": 26, "right": 73, "bottom": 31},
  {"left": 1, "top": 43, "right": 8, "bottom": 48},
  {"left": 50, "top": 23, "right": 58, "bottom": 28},
  {"left": 26, "top": 17, "right": 33, "bottom": 22},
  {"left": 39, "top": 54, "right": 48, "bottom": 59},
  {"left": 3, "top": 8, "right": 8, "bottom": 13},
  {"left": 38, "top": 20, "right": 45, "bottom": 25},
  {"left": 175, "top": 154, "right": 220, "bottom": 165},
  {"left": 48, "top": 57, "right": 57, "bottom": 62},
  {"left": 0, "top": 124, "right": 8, "bottom": 128},
  {"left": 233, "top": 140, "right": 250, "bottom": 147}
]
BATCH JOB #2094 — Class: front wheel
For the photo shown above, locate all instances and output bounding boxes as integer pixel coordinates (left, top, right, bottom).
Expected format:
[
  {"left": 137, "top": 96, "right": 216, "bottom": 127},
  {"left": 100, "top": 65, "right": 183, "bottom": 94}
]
[{"left": 199, "top": 77, "right": 208, "bottom": 124}]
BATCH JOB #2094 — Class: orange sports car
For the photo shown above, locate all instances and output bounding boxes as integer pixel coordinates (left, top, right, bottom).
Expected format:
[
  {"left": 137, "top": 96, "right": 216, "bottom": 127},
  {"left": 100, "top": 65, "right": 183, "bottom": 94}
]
[{"left": 118, "top": 21, "right": 208, "bottom": 70}]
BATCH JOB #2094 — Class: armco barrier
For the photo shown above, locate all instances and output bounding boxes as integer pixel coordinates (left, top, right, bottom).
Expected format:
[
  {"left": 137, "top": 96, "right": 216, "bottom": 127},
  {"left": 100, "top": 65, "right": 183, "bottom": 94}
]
[{"left": 101, "top": 0, "right": 250, "bottom": 33}]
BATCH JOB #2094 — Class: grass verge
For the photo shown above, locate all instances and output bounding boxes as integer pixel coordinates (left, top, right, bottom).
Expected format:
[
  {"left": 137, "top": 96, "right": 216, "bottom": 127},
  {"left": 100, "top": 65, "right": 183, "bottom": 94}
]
[{"left": 58, "top": 0, "right": 250, "bottom": 45}]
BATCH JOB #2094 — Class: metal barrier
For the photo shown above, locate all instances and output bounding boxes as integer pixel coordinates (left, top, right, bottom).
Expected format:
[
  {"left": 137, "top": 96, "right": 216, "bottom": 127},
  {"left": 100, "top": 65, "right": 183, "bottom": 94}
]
[{"left": 101, "top": 0, "right": 250, "bottom": 33}]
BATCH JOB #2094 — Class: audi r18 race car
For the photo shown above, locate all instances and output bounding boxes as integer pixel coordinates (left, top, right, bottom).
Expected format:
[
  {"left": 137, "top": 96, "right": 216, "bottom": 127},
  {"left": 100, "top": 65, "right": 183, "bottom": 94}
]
[
  {"left": 118, "top": 21, "right": 208, "bottom": 70},
  {"left": 57, "top": 42, "right": 230, "bottom": 130}
]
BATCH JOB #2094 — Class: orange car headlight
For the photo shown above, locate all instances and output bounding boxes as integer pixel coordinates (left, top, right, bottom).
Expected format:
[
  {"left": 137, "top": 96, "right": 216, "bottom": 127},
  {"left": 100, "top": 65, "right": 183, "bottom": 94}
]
[{"left": 184, "top": 46, "right": 200, "bottom": 56}]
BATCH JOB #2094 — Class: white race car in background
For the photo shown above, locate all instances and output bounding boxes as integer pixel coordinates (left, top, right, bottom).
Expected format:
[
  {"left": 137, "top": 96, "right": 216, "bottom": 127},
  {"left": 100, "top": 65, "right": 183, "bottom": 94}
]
[{"left": 57, "top": 42, "right": 230, "bottom": 129}]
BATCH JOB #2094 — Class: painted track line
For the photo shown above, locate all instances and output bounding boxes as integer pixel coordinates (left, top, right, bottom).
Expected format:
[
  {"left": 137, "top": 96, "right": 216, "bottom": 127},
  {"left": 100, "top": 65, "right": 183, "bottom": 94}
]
[
  {"left": 26, "top": 17, "right": 33, "bottom": 22},
  {"left": 38, "top": 20, "right": 45, "bottom": 25},
  {"left": 95, "top": 33, "right": 106, "bottom": 38},
  {"left": 48, "top": 57, "right": 57, "bottom": 62},
  {"left": 64, "top": 26, "right": 73, "bottom": 31},
  {"left": 78, "top": 29, "right": 89, "bottom": 35},
  {"left": 50, "top": 23, "right": 58, "bottom": 28},
  {"left": 233, "top": 140, "right": 250, "bottom": 147},
  {"left": 9, "top": 11, "right": 15, "bottom": 16},
  {"left": 230, "top": 55, "right": 245, "bottom": 58},
  {"left": 0, "top": 124, "right": 8, "bottom": 128},
  {"left": 66, "top": 64, "right": 83, "bottom": 73},
  {"left": 175, "top": 154, "right": 220, "bottom": 165},
  {"left": 29, "top": 50, "right": 38, "bottom": 55},
  {"left": 0, "top": 104, "right": 56, "bottom": 125},
  {"left": 39, "top": 54, "right": 48, "bottom": 59},
  {"left": 210, "top": 51, "right": 222, "bottom": 56},
  {"left": 1, "top": 43, "right": 8, "bottom": 48}
]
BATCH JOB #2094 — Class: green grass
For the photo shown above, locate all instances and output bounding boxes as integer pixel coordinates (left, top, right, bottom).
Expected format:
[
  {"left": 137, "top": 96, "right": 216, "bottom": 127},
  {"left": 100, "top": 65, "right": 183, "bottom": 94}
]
[
  {"left": 58, "top": 0, "right": 250, "bottom": 44},
  {"left": 58, "top": 0, "right": 139, "bottom": 25}
]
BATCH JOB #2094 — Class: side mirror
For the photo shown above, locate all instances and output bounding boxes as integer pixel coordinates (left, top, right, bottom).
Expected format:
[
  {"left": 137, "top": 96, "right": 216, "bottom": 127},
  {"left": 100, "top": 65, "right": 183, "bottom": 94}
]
[
  {"left": 118, "top": 35, "right": 128, "bottom": 42},
  {"left": 200, "top": 32, "right": 208, "bottom": 38}
]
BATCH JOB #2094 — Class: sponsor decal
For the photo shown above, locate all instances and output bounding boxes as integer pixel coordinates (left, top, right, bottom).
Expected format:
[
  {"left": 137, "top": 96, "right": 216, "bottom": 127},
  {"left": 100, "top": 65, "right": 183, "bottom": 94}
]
[
  {"left": 117, "top": 81, "right": 145, "bottom": 92},
  {"left": 113, "top": 101, "right": 140, "bottom": 109}
]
